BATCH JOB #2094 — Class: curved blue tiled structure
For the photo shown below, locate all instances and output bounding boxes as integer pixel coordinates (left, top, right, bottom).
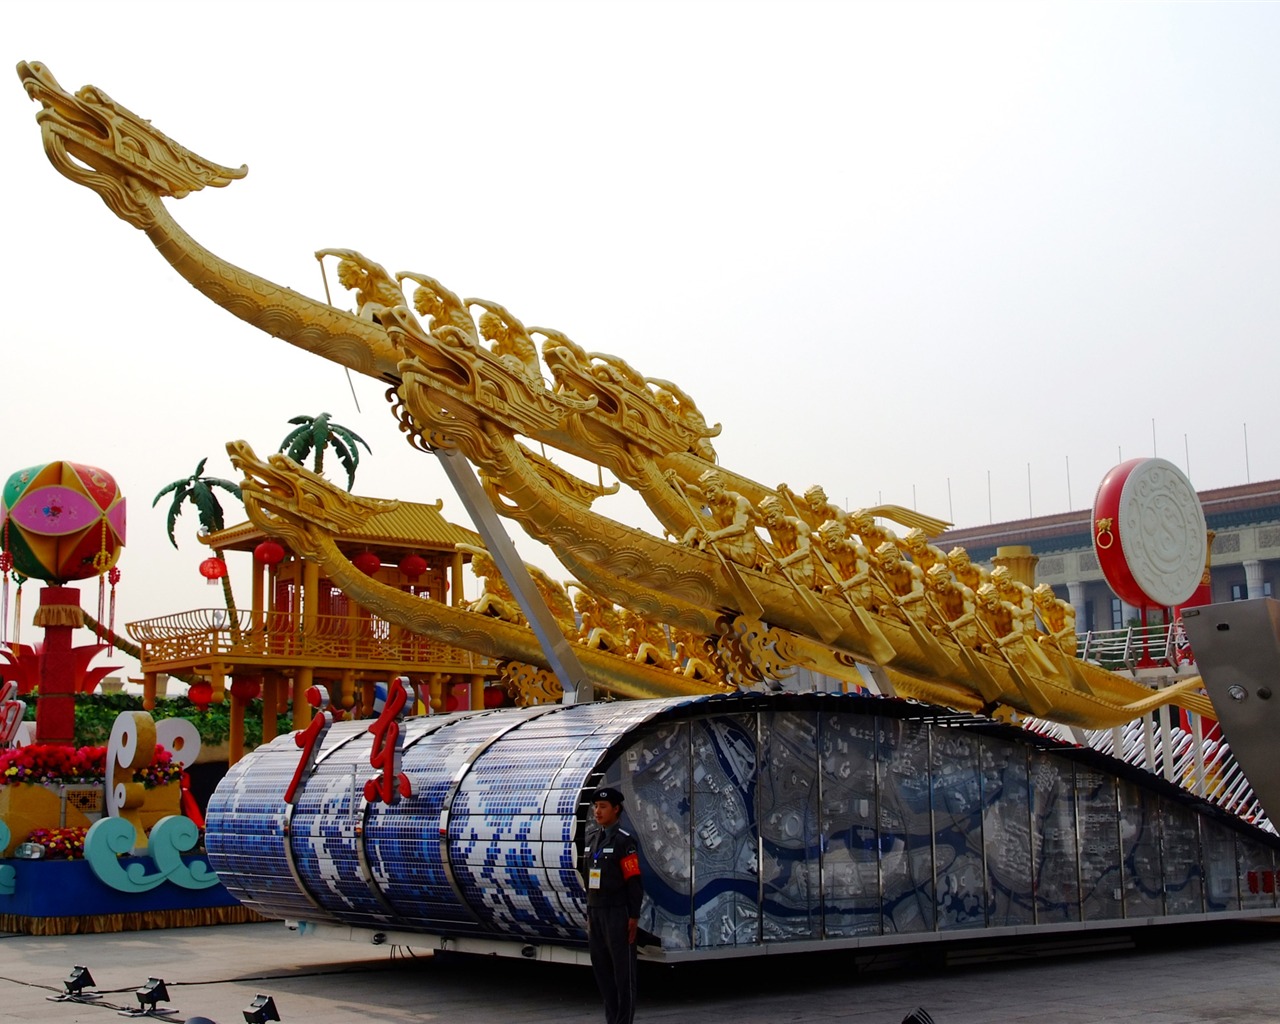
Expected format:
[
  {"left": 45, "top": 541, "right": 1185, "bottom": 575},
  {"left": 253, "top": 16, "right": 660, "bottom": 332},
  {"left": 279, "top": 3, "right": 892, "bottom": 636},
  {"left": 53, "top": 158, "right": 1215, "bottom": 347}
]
[{"left": 205, "top": 693, "right": 1280, "bottom": 954}]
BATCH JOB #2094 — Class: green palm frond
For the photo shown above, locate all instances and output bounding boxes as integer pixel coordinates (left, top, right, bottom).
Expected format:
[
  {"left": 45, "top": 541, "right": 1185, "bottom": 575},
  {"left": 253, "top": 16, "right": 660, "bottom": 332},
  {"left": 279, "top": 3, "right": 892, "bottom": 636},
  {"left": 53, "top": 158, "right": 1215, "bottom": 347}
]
[
  {"left": 278, "top": 412, "right": 371, "bottom": 490},
  {"left": 153, "top": 458, "right": 243, "bottom": 548}
]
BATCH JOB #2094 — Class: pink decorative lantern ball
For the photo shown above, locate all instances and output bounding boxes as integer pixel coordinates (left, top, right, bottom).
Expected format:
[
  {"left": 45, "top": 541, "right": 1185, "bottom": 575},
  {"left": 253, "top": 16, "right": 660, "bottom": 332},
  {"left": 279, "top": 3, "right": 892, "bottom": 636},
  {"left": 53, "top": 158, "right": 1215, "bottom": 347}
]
[{"left": 0, "top": 461, "right": 126, "bottom": 583}]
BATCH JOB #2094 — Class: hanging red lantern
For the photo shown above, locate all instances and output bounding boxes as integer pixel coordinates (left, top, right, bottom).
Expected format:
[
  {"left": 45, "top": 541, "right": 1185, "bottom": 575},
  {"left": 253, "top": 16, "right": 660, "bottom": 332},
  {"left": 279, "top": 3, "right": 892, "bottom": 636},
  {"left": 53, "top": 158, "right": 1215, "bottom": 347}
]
[
  {"left": 398, "top": 553, "right": 428, "bottom": 579},
  {"left": 446, "top": 692, "right": 464, "bottom": 713},
  {"left": 188, "top": 680, "right": 213, "bottom": 710},
  {"left": 353, "top": 551, "right": 382, "bottom": 575},
  {"left": 254, "top": 540, "right": 286, "bottom": 565},
  {"left": 199, "top": 556, "right": 228, "bottom": 583},
  {"left": 230, "top": 677, "right": 262, "bottom": 701},
  {"left": 482, "top": 686, "right": 506, "bottom": 709}
]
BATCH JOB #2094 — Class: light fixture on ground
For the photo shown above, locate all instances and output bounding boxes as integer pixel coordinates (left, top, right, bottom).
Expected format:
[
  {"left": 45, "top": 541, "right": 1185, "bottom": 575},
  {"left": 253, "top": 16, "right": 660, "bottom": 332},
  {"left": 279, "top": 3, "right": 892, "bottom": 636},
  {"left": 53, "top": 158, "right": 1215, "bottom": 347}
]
[
  {"left": 120, "top": 977, "right": 178, "bottom": 1018},
  {"left": 242, "top": 994, "right": 280, "bottom": 1023},
  {"left": 48, "top": 965, "right": 100, "bottom": 1003}
]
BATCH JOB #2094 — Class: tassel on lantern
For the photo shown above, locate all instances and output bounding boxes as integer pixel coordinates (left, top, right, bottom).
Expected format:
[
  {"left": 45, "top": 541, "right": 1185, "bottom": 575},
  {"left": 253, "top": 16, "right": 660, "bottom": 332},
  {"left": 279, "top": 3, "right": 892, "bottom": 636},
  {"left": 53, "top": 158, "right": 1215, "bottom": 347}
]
[
  {"left": 0, "top": 550, "right": 11, "bottom": 647},
  {"left": 12, "top": 575, "right": 24, "bottom": 646},
  {"left": 108, "top": 566, "right": 120, "bottom": 643},
  {"left": 94, "top": 520, "right": 111, "bottom": 643}
]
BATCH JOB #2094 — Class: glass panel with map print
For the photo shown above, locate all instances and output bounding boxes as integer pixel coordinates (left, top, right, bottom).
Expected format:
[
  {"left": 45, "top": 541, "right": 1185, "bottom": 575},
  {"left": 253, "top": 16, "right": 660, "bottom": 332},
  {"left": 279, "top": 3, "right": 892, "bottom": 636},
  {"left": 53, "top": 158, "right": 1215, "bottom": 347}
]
[
  {"left": 1200, "top": 817, "right": 1238, "bottom": 913},
  {"left": 1076, "top": 765, "right": 1123, "bottom": 921},
  {"left": 980, "top": 736, "right": 1033, "bottom": 926},
  {"left": 819, "top": 709, "right": 881, "bottom": 938},
  {"left": 608, "top": 721, "right": 693, "bottom": 950},
  {"left": 1238, "top": 832, "right": 1278, "bottom": 911},
  {"left": 1029, "top": 751, "right": 1079, "bottom": 922},
  {"left": 877, "top": 717, "right": 934, "bottom": 934},
  {"left": 1160, "top": 798, "right": 1204, "bottom": 915},
  {"left": 758, "top": 711, "right": 820, "bottom": 940},
  {"left": 930, "top": 725, "right": 986, "bottom": 930},
  {"left": 690, "top": 714, "right": 760, "bottom": 948},
  {"left": 1118, "top": 777, "right": 1163, "bottom": 917}
]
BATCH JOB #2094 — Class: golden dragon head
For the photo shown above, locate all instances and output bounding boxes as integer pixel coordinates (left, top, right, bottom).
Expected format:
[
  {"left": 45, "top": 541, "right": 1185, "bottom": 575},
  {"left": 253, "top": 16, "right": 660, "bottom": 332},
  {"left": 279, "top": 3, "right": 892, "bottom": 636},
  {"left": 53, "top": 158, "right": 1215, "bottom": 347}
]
[
  {"left": 226, "top": 440, "right": 398, "bottom": 556},
  {"left": 18, "top": 61, "right": 246, "bottom": 229}
]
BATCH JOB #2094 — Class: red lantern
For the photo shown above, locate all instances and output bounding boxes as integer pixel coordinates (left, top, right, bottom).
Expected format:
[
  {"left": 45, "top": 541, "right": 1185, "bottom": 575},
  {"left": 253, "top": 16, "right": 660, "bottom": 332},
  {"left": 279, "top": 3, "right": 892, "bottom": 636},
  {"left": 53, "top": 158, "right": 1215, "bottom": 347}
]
[
  {"left": 446, "top": 692, "right": 464, "bottom": 713},
  {"left": 353, "top": 551, "right": 382, "bottom": 575},
  {"left": 188, "top": 680, "right": 213, "bottom": 710},
  {"left": 230, "top": 677, "right": 262, "bottom": 701},
  {"left": 254, "top": 540, "right": 286, "bottom": 565},
  {"left": 199, "top": 556, "right": 228, "bottom": 584},
  {"left": 398, "top": 553, "right": 428, "bottom": 579},
  {"left": 482, "top": 686, "right": 505, "bottom": 709}
]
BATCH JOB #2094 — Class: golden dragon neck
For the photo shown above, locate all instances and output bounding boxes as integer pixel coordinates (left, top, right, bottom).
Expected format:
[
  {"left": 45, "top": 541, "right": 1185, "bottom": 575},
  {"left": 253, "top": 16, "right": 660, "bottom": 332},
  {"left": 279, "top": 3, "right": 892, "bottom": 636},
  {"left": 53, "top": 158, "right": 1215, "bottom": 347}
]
[
  {"left": 479, "top": 426, "right": 727, "bottom": 634},
  {"left": 140, "top": 194, "right": 402, "bottom": 381}
]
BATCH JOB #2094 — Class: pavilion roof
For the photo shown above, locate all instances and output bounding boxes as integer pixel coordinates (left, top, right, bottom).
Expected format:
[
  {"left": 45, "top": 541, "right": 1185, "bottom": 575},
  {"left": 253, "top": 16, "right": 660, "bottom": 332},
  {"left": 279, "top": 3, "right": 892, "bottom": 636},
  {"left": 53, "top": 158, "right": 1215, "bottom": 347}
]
[{"left": 204, "top": 496, "right": 483, "bottom": 554}]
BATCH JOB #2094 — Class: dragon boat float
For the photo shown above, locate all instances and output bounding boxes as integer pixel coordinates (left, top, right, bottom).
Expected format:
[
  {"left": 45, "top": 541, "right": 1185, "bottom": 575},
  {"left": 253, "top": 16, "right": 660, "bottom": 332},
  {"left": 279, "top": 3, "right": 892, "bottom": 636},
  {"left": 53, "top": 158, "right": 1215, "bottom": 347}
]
[{"left": 18, "top": 61, "right": 1280, "bottom": 961}]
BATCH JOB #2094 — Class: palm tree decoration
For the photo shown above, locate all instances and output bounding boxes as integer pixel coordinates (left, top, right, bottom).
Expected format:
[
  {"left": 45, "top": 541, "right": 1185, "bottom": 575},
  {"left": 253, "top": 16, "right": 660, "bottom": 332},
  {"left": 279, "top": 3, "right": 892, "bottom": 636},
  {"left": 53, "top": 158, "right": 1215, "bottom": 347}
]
[
  {"left": 278, "top": 412, "right": 370, "bottom": 490},
  {"left": 153, "top": 458, "right": 243, "bottom": 628}
]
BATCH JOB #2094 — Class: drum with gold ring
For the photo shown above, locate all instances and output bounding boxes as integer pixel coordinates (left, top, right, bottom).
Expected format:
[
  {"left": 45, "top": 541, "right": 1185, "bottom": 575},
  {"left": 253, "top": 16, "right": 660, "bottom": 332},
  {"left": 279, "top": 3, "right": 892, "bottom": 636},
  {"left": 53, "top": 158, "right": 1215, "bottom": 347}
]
[{"left": 1092, "top": 457, "right": 1206, "bottom": 609}]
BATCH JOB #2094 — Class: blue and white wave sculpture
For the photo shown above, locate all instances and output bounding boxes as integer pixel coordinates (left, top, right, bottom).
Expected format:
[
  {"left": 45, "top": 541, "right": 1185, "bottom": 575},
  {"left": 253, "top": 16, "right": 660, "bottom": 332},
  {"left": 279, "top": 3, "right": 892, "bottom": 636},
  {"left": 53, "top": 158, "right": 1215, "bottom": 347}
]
[{"left": 205, "top": 692, "right": 1280, "bottom": 957}]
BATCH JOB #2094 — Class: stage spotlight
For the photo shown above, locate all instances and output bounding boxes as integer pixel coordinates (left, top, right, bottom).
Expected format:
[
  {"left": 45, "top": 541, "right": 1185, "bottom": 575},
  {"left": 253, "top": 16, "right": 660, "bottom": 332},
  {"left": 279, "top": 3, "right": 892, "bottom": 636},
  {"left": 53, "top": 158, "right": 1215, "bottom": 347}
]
[
  {"left": 122, "top": 977, "right": 176, "bottom": 1018},
  {"left": 47, "top": 964, "right": 100, "bottom": 1003},
  {"left": 242, "top": 994, "right": 280, "bottom": 1023}
]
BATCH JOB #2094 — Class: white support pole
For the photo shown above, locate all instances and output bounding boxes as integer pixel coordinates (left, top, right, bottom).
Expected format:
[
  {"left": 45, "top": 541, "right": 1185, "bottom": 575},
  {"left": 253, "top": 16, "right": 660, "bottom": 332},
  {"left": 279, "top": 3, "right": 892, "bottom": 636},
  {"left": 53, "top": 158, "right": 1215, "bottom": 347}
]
[{"left": 432, "top": 446, "right": 593, "bottom": 704}]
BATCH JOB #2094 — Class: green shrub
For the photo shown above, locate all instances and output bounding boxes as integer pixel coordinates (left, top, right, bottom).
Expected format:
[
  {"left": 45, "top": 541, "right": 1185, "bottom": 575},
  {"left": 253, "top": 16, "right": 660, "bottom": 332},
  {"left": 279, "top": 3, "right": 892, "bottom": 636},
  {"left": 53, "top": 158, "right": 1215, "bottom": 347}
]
[{"left": 21, "top": 691, "right": 293, "bottom": 752}]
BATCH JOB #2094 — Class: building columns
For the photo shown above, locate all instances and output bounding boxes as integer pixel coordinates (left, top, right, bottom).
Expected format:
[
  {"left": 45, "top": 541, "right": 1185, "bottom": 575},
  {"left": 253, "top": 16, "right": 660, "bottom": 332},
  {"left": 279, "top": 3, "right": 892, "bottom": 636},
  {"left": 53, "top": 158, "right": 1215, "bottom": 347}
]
[{"left": 1245, "top": 559, "right": 1266, "bottom": 599}]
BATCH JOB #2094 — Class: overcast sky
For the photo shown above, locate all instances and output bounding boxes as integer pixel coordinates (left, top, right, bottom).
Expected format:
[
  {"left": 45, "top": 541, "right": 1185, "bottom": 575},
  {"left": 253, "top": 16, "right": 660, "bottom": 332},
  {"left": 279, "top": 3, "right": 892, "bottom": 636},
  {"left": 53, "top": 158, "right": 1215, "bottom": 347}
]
[{"left": 5, "top": 1, "right": 1280, "bottom": 681}]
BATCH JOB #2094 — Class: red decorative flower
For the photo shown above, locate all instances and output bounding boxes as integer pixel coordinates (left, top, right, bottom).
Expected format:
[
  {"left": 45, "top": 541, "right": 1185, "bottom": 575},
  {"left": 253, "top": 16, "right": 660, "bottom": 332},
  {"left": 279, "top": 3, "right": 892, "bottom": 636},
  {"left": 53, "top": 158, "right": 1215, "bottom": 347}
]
[
  {"left": 0, "top": 743, "right": 180, "bottom": 788},
  {"left": 27, "top": 826, "right": 89, "bottom": 859}
]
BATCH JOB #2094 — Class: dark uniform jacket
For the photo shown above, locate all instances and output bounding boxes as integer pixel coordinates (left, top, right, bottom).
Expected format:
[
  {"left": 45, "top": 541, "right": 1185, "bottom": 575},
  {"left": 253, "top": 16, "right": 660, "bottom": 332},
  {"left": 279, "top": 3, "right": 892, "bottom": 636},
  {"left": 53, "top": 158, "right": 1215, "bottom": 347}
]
[{"left": 583, "top": 824, "right": 644, "bottom": 918}]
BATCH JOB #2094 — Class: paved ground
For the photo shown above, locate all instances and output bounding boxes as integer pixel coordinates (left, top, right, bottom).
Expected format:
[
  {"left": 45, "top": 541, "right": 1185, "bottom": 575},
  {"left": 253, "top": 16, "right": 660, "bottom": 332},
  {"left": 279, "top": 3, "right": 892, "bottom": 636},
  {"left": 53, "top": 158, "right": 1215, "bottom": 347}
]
[{"left": 2, "top": 919, "right": 1279, "bottom": 1024}]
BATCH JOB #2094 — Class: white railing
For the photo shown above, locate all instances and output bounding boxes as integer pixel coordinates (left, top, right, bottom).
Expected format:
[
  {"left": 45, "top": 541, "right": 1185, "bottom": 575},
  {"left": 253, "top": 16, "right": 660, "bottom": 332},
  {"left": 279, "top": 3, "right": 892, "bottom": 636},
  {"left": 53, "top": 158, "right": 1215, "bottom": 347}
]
[{"left": 1075, "top": 621, "right": 1195, "bottom": 673}]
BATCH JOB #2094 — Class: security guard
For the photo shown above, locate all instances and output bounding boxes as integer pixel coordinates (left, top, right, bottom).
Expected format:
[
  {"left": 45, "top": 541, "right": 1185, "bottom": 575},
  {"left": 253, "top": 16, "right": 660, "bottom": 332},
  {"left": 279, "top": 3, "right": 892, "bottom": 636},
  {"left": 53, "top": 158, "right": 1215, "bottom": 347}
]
[{"left": 582, "top": 786, "right": 643, "bottom": 1024}]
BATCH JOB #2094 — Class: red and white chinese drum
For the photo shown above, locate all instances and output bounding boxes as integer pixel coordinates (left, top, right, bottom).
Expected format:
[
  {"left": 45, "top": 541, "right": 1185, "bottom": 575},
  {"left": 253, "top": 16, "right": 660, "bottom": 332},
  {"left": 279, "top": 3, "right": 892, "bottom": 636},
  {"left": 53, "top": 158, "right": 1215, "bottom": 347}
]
[{"left": 1093, "top": 457, "right": 1207, "bottom": 609}]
